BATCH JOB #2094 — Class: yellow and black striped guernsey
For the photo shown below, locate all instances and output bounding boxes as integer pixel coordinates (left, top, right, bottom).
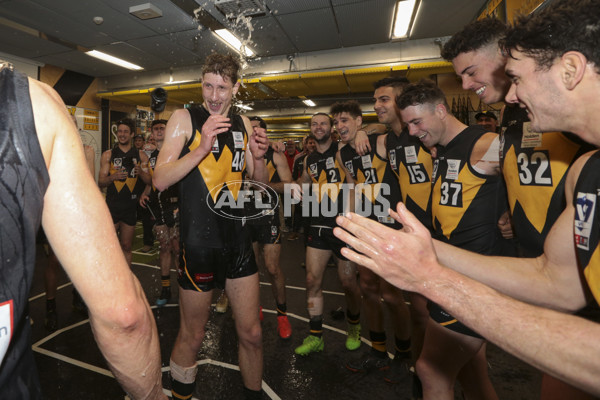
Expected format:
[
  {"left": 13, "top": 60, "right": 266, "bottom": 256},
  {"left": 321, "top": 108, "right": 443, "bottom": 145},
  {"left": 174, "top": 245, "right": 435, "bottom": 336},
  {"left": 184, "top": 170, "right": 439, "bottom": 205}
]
[
  {"left": 178, "top": 106, "right": 248, "bottom": 248},
  {"left": 500, "top": 105, "right": 592, "bottom": 256}
]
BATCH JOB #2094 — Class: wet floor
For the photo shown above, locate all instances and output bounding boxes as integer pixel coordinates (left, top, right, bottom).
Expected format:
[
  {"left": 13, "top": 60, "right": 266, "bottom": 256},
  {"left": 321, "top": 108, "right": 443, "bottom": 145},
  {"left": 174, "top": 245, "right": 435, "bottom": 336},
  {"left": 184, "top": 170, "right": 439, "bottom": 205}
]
[{"left": 28, "top": 224, "right": 542, "bottom": 399}]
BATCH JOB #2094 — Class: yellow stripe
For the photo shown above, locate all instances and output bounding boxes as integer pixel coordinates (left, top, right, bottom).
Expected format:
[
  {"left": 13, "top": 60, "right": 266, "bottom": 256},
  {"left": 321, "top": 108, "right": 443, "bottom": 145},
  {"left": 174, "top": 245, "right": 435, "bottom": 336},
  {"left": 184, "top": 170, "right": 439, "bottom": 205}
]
[
  {"left": 182, "top": 248, "right": 205, "bottom": 293},
  {"left": 440, "top": 319, "right": 458, "bottom": 326},
  {"left": 171, "top": 391, "right": 193, "bottom": 400}
]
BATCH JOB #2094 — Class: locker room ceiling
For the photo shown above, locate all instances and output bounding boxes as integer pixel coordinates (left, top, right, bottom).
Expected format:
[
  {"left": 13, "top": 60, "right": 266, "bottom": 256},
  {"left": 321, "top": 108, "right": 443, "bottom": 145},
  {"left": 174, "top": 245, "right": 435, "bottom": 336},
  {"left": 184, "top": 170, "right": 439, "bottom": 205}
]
[{"left": 0, "top": 0, "right": 488, "bottom": 112}]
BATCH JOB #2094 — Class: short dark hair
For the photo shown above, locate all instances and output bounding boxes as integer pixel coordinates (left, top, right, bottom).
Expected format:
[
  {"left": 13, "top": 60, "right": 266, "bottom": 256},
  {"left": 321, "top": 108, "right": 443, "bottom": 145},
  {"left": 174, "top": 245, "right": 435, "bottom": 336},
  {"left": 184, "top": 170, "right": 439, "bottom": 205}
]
[
  {"left": 311, "top": 112, "right": 333, "bottom": 127},
  {"left": 329, "top": 100, "right": 362, "bottom": 119},
  {"left": 501, "top": 0, "right": 600, "bottom": 73},
  {"left": 441, "top": 17, "right": 508, "bottom": 61},
  {"left": 151, "top": 119, "right": 167, "bottom": 128},
  {"left": 373, "top": 76, "right": 410, "bottom": 91},
  {"left": 396, "top": 80, "right": 450, "bottom": 112},
  {"left": 305, "top": 134, "right": 317, "bottom": 143},
  {"left": 117, "top": 118, "right": 136, "bottom": 135},
  {"left": 202, "top": 53, "right": 240, "bottom": 84},
  {"left": 249, "top": 116, "right": 267, "bottom": 129}
]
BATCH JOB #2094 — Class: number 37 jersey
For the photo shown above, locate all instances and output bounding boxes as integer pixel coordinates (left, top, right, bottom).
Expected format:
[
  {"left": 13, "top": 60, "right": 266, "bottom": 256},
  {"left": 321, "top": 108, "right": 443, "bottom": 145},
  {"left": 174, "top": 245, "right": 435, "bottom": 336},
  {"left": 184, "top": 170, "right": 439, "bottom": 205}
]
[{"left": 500, "top": 106, "right": 591, "bottom": 256}]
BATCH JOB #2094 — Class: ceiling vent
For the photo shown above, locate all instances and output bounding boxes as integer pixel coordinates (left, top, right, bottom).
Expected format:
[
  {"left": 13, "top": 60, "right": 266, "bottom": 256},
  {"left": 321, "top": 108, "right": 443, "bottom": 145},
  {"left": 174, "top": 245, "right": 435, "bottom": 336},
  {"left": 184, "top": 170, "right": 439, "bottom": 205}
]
[
  {"left": 214, "top": 0, "right": 266, "bottom": 19},
  {"left": 129, "top": 3, "right": 163, "bottom": 20}
]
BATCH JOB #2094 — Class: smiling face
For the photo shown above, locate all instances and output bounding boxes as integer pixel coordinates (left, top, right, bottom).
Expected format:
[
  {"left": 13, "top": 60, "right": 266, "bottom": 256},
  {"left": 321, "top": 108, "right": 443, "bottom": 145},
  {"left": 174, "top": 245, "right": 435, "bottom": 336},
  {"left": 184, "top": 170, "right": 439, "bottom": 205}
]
[
  {"left": 202, "top": 72, "right": 240, "bottom": 115},
  {"left": 117, "top": 124, "right": 134, "bottom": 146},
  {"left": 505, "top": 50, "right": 565, "bottom": 134},
  {"left": 452, "top": 44, "right": 511, "bottom": 105},
  {"left": 333, "top": 112, "right": 362, "bottom": 144},
  {"left": 310, "top": 114, "right": 332, "bottom": 144},
  {"left": 373, "top": 85, "right": 401, "bottom": 125},
  {"left": 400, "top": 103, "right": 446, "bottom": 147}
]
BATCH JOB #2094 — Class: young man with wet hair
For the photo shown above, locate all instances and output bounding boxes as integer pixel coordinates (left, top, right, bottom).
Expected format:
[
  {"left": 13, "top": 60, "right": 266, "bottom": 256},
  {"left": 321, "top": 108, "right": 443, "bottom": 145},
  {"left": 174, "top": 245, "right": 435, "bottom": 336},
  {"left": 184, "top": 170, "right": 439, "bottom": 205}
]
[
  {"left": 153, "top": 53, "right": 269, "bottom": 400},
  {"left": 333, "top": 100, "right": 412, "bottom": 384},
  {"left": 442, "top": 14, "right": 594, "bottom": 399},
  {"left": 333, "top": 0, "right": 600, "bottom": 396}
]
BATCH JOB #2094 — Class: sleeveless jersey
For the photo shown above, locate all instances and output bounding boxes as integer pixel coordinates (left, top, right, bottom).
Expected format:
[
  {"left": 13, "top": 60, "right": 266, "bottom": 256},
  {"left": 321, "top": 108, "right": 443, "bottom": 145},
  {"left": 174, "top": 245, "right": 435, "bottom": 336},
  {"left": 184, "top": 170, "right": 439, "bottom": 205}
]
[
  {"left": 432, "top": 125, "right": 508, "bottom": 255},
  {"left": 106, "top": 145, "right": 142, "bottom": 206},
  {"left": 0, "top": 66, "right": 48, "bottom": 398},
  {"left": 248, "top": 147, "right": 280, "bottom": 226},
  {"left": 385, "top": 128, "right": 433, "bottom": 230},
  {"left": 500, "top": 105, "right": 592, "bottom": 256},
  {"left": 573, "top": 151, "right": 600, "bottom": 305},
  {"left": 147, "top": 148, "right": 178, "bottom": 221},
  {"left": 178, "top": 106, "right": 249, "bottom": 248},
  {"left": 340, "top": 134, "right": 401, "bottom": 228},
  {"left": 305, "top": 141, "right": 348, "bottom": 227}
]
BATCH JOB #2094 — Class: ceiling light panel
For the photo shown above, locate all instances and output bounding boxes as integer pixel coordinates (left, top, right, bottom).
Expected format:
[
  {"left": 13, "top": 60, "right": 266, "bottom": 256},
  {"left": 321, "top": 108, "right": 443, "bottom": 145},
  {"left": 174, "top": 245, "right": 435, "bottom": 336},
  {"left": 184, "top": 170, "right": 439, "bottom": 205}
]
[{"left": 129, "top": 3, "right": 163, "bottom": 20}]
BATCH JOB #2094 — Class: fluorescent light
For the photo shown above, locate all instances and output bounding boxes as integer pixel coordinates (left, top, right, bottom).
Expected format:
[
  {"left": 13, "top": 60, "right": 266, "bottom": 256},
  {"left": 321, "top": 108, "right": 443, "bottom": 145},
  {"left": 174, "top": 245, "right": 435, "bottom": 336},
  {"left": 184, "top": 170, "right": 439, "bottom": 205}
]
[
  {"left": 237, "top": 104, "right": 253, "bottom": 110},
  {"left": 303, "top": 99, "right": 316, "bottom": 107},
  {"left": 85, "top": 50, "right": 143, "bottom": 70},
  {"left": 214, "top": 29, "right": 255, "bottom": 57},
  {"left": 392, "top": 0, "right": 417, "bottom": 39}
]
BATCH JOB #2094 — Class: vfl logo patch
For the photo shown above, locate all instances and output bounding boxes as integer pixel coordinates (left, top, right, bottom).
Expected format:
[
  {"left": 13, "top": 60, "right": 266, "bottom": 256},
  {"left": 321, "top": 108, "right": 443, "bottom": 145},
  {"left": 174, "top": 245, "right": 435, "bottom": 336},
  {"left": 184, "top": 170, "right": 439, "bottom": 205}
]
[
  {"left": 575, "top": 192, "right": 596, "bottom": 251},
  {"left": 0, "top": 300, "right": 14, "bottom": 363},
  {"left": 309, "top": 163, "right": 318, "bottom": 179},
  {"left": 344, "top": 161, "right": 354, "bottom": 176},
  {"left": 389, "top": 149, "right": 397, "bottom": 170}
]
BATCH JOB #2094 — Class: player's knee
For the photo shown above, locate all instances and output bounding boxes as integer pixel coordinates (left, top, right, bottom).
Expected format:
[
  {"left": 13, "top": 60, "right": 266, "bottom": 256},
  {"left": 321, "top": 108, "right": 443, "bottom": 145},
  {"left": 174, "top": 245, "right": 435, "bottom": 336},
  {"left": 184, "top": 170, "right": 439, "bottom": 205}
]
[
  {"left": 238, "top": 322, "right": 262, "bottom": 348},
  {"left": 179, "top": 325, "right": 206, "bottom": 351},
  {"left": 359, "top": 276, "right": 379, "bottom": 294}
]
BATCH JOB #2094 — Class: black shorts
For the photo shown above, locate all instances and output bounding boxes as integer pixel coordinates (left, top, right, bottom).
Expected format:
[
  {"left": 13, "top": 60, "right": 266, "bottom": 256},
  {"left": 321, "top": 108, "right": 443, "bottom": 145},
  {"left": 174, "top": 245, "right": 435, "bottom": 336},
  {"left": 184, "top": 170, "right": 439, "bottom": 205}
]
[
  {"left": 248, "top": 223, "right": 280, "bottom": 245},
  {"left": 429, "top": 302, "right": 483, "bottom": 339},
  {"left": 306, "top": 225, "right": 349, "bottom": 261},
  {"left": 107, "top": 200, "right": 137, "bottom": 226},
  {"left": 148, "top": 198, "right": 178, "bottom": 227},
  {"left": 178, "top": 239, "right": 258, "bottom": 292}
]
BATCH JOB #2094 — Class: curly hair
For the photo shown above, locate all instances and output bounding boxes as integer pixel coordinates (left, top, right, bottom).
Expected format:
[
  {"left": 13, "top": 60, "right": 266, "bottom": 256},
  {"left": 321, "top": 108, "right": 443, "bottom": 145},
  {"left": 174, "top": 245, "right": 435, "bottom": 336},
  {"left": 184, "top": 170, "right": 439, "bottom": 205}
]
[
  {"left": 202, "top": 53, "right": 240, "bottom": 84},
  {"left": 396, "top": 80, "right": 449, "bottom": 112},
  {"left": 441, "top": 17, "right": 507, "bottom": 61},
  {"left": 330, "top": 100, "right": 362, "bottom": 119},
  {"left": 501, "top": 0, "right": 600, "bottom": 73}
]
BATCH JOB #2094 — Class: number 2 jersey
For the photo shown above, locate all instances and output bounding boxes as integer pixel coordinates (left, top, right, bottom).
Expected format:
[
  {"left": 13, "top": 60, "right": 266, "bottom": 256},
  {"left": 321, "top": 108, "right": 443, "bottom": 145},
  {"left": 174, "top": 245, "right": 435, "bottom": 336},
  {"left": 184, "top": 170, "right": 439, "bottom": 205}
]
[
  {"left": 178, "top": 106, "right": 249, "bottom": 248},
  {"left": 339, "top": 134, "right": 401, "bottom": 228},
  {"left": 432, "top": 125, "right": 510, "bottom": 255},
  {"left": 500, "top": 105, "right": 591, "bottom": 256},
  {"left": 305, "top": 141, "right": 347, "bottom": 228}
]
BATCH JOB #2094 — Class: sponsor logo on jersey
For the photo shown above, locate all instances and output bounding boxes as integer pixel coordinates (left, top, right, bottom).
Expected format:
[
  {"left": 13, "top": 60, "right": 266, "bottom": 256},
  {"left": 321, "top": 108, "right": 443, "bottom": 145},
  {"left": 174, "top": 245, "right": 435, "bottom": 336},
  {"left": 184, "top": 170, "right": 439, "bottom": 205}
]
[{"left": 575, "top": 192, "right": 596, "bottom": 251}]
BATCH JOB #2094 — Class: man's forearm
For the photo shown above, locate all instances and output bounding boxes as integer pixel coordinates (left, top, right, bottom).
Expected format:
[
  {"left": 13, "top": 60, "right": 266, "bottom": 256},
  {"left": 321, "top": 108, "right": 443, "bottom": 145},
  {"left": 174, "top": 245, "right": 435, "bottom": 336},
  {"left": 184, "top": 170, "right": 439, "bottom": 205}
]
[
  {"left": 90, "top": 280, "right": 165, "bottom": 400},
  {"left": 423, "top": 266, "right": 600, "bottom": 396},
  {"left": 433, "top": 240, "right": 585, "bottom": 311}
]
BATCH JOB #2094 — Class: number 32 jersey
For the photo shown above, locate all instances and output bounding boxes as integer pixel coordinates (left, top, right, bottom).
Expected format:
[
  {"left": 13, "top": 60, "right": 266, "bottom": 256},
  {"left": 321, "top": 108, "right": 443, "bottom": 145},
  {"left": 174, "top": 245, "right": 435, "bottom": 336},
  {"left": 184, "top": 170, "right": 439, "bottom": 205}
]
[{"left": 500, "top": 106, "right": 591, "bottom": 256}]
